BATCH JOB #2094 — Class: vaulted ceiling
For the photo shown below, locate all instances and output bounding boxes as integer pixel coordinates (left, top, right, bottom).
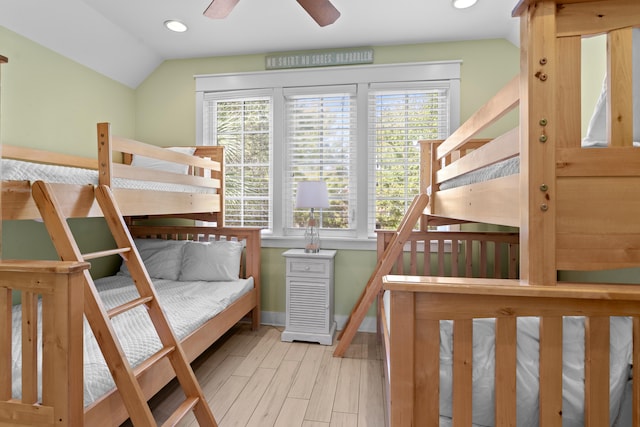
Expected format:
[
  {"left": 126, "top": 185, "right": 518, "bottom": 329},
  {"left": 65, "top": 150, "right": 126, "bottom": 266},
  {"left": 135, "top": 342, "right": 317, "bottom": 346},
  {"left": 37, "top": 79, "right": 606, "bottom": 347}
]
[{"left": 0, "top": 0, "right": 520, "bottom": 88}]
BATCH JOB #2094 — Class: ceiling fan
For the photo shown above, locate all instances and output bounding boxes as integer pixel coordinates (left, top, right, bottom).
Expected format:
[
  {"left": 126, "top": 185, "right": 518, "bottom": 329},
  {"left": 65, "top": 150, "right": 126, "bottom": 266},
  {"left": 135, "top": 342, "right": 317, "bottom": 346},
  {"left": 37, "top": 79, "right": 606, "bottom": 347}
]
[{"left": 203, "top": 0, "right": 341, "bottom": 27}]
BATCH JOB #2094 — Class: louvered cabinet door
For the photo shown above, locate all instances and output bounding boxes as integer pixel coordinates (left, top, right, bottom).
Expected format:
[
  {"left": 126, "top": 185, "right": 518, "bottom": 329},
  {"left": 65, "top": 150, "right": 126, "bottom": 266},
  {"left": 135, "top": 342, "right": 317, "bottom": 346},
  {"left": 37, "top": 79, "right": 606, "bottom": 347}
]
[{"left": 281, "top": 249, "right": 337, "bottom": 345}]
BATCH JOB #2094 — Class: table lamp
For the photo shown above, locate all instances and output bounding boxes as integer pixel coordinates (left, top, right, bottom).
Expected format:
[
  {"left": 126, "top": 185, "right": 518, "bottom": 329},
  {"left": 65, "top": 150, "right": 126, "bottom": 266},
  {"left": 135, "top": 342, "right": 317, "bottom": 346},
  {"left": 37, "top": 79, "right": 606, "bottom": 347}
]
[{"left": 295, "top": 180, "right": 330, "bottom": 253}]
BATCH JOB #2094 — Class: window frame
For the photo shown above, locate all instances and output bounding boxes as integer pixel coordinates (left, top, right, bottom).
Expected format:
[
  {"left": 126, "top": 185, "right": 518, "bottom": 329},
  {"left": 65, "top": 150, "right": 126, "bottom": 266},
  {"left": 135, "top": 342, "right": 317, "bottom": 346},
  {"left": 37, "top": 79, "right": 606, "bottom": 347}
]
[
  {"left": 195, "top": 61, "right": 461, "bottom": 250},
  {"left": 283, "top": 84, "right": 358, "bottom": 239},
  {"left": 367, "top": 81, "right": 453, "bottom": 233},
  {"left": 202, "top": 90, "right": 274, "bottom": 229}
]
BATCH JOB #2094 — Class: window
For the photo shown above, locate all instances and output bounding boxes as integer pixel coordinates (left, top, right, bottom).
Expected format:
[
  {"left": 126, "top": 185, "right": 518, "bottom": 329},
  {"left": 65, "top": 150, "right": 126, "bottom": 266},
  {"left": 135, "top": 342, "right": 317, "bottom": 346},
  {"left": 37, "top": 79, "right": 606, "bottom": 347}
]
[
  {"left": 368, "top": 84, "right": 450, "bottom": 231},
  {"left": 285, "top": 86, "right": 357, "bottom": 237},
  {"left": 195, "top": 62, "right": 460, "bottom": 248},
  {"left": 203, "top": 92, "right": 272, "bottom": 228}
]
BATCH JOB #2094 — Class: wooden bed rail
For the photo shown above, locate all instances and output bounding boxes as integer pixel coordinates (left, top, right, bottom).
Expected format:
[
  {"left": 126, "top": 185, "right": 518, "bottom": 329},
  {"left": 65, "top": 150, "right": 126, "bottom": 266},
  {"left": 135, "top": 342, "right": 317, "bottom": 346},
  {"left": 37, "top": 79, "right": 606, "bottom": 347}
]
[
  {"left": 2, "top": 123, "right": 225, "bottom": 222},
  {"left": 383, "top": 276, "right": 640, "bottom": 427},
  {"left": 2, "top": 145, "right": 97, "bottom": 170},
  {"left": 377, "top": 229, "right": 519, "bottom": 279},
  {"left": 0, "top": 260, "right": 89, "bottom": 427},
  {"left": 435, "top": 75, "right": 519, "bottom": 162},
  {"left": 129, "top": 225, "right": 261, "bottom": 275},
  {"left": 97, "top": 122, "right": 222, "bottom": 191}
]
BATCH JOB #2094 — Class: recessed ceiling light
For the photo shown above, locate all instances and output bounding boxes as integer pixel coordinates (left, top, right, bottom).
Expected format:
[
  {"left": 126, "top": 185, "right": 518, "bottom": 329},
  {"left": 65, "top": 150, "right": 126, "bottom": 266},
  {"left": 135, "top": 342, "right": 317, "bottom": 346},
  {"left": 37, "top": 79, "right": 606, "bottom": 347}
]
[
  {"left": 164, "top": 20, "right": 188, "bottom": 33},
  {"left": 452, "top": 0, "right": 478, "bottom": 9}
]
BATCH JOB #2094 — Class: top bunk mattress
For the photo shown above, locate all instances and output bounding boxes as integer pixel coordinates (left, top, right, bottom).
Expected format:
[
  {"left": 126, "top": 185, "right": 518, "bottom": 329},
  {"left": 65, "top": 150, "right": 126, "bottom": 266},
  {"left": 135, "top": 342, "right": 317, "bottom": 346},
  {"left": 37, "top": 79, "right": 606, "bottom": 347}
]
[
  {"left": 438, "top": 156, "right": 519, "bottom": 191},
  {"left": 436, "top": 141, "right": 635, "bottom": 192},
  {"left": 1, "top": 158, "right": 215, "bottom": 194}
]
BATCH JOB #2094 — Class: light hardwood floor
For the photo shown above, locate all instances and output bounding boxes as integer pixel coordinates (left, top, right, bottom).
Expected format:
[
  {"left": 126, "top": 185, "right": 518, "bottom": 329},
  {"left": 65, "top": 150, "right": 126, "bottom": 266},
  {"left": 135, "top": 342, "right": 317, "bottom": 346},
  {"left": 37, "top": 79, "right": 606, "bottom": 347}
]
[{"left": 122, "top": 323, "right": 386, "bottom": 427}]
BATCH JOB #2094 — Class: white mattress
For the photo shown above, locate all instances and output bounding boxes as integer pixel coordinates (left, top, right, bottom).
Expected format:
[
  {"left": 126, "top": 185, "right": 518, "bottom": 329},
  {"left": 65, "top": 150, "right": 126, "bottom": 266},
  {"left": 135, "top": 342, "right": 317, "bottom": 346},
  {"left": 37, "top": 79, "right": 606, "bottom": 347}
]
[
  {"left": 10, "top": 274, "right": 254, "bottom": 406},
  {"left": 436, "top": 141, "right": 634, "bottom": 192},
  {"left": 382, "top": 290, "right": 633, "bottom": 427},
  {"left": 438, "top": 157, "right": 519, "bottom": 191},
  {"left": 1, "top": 158, "right": 214, "bottom": 194}
]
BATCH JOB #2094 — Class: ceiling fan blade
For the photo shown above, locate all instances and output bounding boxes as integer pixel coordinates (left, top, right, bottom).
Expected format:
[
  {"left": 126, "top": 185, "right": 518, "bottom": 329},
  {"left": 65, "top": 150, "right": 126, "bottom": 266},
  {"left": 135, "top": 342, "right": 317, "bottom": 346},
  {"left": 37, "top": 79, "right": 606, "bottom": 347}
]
[
  {"left": 203, "top": 0, "right": 240, "bottom": 19},
  {"left": 296, "top": 0, "right": 341, "bottom": 27}
]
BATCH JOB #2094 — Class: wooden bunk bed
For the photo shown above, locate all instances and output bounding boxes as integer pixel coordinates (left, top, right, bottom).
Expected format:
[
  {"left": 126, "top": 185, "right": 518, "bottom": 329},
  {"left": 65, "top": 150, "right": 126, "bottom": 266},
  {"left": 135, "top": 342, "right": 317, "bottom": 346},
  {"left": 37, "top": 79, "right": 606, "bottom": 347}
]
[
  {"left": 2, "top": 122, "right": 226, "bottom": 223},
  {"left": 339, "top": 0, "right": 640, "bottom": 426},
  {"left": 0, "top": 122, "right": 261, "bottom": 426}
]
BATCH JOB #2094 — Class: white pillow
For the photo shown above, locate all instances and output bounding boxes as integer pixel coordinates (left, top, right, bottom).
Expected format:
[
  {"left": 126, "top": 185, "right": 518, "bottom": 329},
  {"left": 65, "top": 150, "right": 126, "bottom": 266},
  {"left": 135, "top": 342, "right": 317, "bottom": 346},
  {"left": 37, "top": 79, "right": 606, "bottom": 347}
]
[
  {"left": 583, "top": 28, "right": 640, "bottom": 147},
  {"left": 179, "top": 240, "right": 243, "bottom": 282},
  {"left": 131, "top": 146, "right": 196, "bottom": 175},
  {"left": 119, "top": 238, "right": 187, "bottom": 280}
]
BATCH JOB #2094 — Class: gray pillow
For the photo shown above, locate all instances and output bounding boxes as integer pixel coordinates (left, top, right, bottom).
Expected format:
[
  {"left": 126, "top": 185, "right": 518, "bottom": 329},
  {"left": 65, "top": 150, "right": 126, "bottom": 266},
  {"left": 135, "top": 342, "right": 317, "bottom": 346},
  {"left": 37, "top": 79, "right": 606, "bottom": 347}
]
[
  {"left": 179, "top": 240, "right": 243, "bottom": 282},
  {"left": 119, "top": 239, "right": 187, "bottom": 280}
]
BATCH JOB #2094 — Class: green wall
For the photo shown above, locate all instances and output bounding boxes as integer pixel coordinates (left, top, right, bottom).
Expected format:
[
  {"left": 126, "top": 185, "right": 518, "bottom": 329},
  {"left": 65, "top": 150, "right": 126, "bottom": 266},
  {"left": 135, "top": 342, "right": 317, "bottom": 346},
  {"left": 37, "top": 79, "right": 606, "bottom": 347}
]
[
  {"left": 3, "top": 24, "right": 624, "bottom": 327},
  {"left": 0, "top": 27, "right": 135, "bottom": 156},
  {"left": 0, "top": 26, "right": 133, "bottom": 278}
]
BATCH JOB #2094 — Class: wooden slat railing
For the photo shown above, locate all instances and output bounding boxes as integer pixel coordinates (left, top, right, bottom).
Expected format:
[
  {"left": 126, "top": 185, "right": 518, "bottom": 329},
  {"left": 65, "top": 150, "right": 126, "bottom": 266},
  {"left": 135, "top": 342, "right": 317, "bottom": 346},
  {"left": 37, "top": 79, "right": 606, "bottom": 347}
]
[
  {"left": 377, "top": 230, "right": 519, "bottom": 279},
  {"left": 0, "top": 260, "right": 89, "bottom": 427},
  {"left": 384, "top": 276, "right": 640, "bottom": 426}
]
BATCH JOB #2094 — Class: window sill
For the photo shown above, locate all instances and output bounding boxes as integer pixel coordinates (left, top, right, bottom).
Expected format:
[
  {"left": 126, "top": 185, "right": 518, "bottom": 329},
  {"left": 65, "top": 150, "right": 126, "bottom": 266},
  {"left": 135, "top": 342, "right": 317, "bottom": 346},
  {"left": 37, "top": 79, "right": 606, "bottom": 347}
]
[{"left": 261, "top": 236, "right": 377, "bottom": 251}]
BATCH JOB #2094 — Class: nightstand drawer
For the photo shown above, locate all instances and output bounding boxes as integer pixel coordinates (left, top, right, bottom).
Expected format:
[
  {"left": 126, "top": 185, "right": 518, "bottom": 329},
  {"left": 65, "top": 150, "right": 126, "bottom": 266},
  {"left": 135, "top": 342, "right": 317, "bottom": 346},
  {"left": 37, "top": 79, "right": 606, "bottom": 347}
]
[{"left": 287, "top": 259, "right": 330, "bottom": 278}]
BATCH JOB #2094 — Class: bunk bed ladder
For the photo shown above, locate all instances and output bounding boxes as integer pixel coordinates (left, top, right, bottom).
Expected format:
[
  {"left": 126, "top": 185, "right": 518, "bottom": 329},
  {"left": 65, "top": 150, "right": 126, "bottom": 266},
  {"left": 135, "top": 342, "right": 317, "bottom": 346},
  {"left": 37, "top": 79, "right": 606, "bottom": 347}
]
[
  {"left": 30, "top": 180, "right": 217, "bottom": 427},
  {"left": 333, "top": 193, "right": 429, "bottom": 357}
]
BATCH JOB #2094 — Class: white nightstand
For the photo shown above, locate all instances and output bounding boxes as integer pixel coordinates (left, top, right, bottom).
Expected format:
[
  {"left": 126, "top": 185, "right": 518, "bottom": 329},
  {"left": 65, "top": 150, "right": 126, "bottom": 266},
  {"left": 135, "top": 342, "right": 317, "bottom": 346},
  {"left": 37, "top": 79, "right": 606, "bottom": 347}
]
[{"left": 281, "top": 249, "right": 337, "bottom": 345}]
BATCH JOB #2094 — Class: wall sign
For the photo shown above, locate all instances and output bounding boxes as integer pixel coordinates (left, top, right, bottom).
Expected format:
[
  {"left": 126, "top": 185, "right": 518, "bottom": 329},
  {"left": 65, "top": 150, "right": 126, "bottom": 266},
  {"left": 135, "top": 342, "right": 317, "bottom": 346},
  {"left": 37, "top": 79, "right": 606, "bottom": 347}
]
[{"left": 266, "top": 47, "right": 374, "bottom": 70}]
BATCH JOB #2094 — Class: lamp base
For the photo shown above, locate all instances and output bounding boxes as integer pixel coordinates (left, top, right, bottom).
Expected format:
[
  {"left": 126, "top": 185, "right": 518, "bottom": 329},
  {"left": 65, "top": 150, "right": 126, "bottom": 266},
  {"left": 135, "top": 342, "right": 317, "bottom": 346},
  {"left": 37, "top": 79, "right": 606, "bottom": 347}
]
[
  {"left": 304, "top": 211, "right": 321, "bottom": 253},
  {"left": 304, "top": 245, "right": 320, "bottom": 254}
]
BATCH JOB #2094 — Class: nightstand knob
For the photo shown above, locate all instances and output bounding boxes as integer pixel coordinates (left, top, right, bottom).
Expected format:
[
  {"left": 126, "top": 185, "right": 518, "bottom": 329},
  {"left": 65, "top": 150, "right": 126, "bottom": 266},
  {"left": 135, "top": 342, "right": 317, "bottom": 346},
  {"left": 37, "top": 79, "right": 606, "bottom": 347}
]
[{"left": 304, "top": 265, "right": 310, "bottom": 271}]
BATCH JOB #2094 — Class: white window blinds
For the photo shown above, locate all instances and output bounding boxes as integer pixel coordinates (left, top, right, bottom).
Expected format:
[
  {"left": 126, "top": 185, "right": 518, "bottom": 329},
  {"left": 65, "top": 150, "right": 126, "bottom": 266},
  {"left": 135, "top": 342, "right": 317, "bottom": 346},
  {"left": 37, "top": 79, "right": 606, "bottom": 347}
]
[
  {"left": 368, "top": 83, "right": 450, "bottom": 231},
  {"left": 203, "top": 93, "right": 273, "bottom": 228},
  {"left": 284, "top": 86, "right": 357, "bottom": 236}
]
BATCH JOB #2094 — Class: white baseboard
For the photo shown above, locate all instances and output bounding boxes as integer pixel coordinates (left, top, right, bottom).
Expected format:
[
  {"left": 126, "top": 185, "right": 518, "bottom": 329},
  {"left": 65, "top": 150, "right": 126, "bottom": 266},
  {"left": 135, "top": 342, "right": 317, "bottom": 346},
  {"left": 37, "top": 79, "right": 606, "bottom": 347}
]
[
  {"left": 260, "top": 311, "right": 286, "bottom": 327},
  {"left": 260, "top": 311, "right": 377, "bottom": 334}
]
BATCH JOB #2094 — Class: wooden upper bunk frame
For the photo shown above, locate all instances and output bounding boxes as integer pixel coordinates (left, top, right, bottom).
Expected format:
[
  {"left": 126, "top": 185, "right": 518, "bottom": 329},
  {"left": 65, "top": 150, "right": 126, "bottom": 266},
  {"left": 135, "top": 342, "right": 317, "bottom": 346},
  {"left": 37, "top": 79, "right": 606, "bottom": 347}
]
[
  {"left": 2, "top": 122, "right": 225, "bottom": 224},
  {"left": 422, "top": 0, "right": 640, "bottom": 285}
]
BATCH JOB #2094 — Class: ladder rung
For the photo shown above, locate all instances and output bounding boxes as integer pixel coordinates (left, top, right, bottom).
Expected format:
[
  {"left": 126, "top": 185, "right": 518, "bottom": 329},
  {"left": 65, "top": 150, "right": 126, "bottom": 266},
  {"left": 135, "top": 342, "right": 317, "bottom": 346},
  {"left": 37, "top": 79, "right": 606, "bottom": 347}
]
[
  {"left": 82, "top": 247, "right": 131, "bottom": 260},
  {"left": 107, "top": 296, "right": 153, "bottom": 319},
  {"left": 132, "top": 346, "right": 175, "bottom": 378},
  {"left": 161, "top": 397, "right": 200, "bottom": 427}
]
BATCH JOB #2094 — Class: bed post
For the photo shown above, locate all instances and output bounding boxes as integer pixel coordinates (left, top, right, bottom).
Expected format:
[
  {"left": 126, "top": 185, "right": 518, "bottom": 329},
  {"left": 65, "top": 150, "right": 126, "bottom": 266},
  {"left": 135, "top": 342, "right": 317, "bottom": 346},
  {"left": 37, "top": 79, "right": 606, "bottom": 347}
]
[
  {"left": 97, "top": 122, "right": 113, "bottom": 188},
  {"left": 0, "top": 55, "right": 7, "bottom": 259},
  {"left": 0, "top": 260, "right": 88, "bottom": 427},
  {"left": 517, "top": 1, "right": 557, "bottom": 286}
]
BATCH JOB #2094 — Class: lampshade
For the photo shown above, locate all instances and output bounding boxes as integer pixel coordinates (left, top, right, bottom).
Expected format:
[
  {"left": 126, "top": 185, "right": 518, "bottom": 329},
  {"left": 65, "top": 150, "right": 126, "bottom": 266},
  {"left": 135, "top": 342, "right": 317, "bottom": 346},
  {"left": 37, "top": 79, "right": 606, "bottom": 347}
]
[{"left": 296, "top": 181, "right": 329, "bottom": 209}]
